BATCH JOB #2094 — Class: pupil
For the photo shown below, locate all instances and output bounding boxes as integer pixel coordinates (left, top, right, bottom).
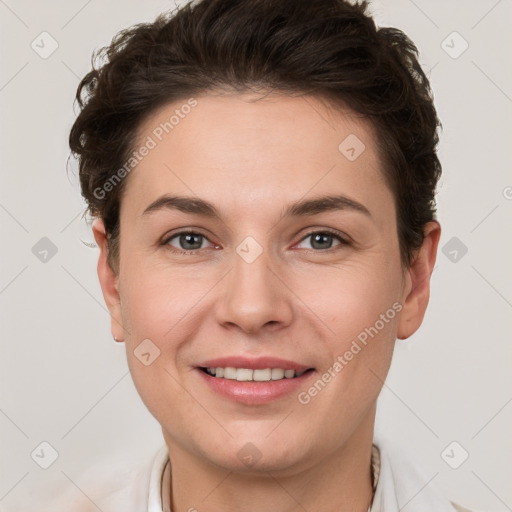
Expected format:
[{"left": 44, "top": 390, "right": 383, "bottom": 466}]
[
  {"left": 180, "top": 233, "right": 202, "bottom": 250},
  {"left": 311, "top": 233, "right": 332, "bottom": 250}
]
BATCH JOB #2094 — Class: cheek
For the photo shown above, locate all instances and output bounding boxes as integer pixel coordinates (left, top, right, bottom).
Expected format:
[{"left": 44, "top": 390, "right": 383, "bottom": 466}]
[
  {"left": 117, "top": 259, "right": 215, "bottom": 403},
  {"left": 292, "top": 257, "right": 402, "bottom": 344},
  {"left": 292, "top": 257, "right": 402, "bottom": 412},
  {"left": 340, "top": 276, "right": 400, "bottom": 343},
  {"left": 295, "top": 268, "right": 400, "bottom": 420},
  {"left": 329, "top": 267, "right": 401, "bottom": 396},
  {"left": 118, "top": 270, "right": 196, "bottom": 427},
  {"left": 119, "top": 257, "right": 211, "bottom": 339}
]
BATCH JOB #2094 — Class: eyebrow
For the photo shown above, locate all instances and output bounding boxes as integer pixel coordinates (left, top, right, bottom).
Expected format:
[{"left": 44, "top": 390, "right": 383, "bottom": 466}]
[{"left": 141, "top": 194, "right": 371, "bottom": 219}]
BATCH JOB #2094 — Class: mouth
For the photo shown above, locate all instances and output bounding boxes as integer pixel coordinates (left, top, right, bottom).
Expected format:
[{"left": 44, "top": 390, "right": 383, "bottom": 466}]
[
  {"left": 195, "top": 357, "right": 316, "bottom": 404},
  {"left": 199, "top": 366, "right": 313, "bottom": 381}
]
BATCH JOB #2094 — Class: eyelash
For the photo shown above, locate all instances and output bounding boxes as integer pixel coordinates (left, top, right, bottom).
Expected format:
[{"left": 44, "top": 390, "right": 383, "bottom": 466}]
[{"left": 161, "top": 229, "right": 351, "bottom": 255}]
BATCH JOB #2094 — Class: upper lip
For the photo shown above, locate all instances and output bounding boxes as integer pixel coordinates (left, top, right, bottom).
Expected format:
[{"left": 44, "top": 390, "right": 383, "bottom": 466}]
[{"left": 197, "top": 356, "right": 312, "bottom": 372}]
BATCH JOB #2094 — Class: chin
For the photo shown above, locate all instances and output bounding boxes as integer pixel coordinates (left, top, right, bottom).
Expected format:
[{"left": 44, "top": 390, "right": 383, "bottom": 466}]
[{"left": 194, "top": 431, "right": 317, "bottom": 476}]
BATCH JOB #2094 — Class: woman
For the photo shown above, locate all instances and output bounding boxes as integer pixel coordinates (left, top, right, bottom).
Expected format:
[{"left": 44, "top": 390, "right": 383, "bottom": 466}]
[{"left": 65, "top": 0, "right": 474, "bottom": 510}]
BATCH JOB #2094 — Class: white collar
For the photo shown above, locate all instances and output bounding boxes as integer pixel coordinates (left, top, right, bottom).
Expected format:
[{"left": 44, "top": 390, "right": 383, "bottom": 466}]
[
  {"left": 147, "top": 444, "right": 171, "bottom": 512},
  {"left": 147, "top": 439, "right": 458, "bottom": 512}
]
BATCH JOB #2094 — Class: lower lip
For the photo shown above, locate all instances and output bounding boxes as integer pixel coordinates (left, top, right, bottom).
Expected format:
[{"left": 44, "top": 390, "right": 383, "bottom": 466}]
[{"left": 196, "top": 369, "right": 315, "bottom": 405}]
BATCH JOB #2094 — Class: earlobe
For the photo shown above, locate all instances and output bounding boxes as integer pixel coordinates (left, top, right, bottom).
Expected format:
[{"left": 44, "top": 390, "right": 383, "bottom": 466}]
[
  {"left": 397, "top": 221, "right": 441, "bottom": 340},
  {"left": 92, "top": 218, "right": 125, "bottom": 342}
]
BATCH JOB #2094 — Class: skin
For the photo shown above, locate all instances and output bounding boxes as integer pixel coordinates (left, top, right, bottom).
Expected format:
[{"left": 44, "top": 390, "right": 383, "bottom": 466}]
[{"left": 93, "top": 92, "right": 440, "bottom": 512}]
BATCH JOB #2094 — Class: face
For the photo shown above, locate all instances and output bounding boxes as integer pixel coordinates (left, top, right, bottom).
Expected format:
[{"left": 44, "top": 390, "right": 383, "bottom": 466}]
[{"left": 94, "top": 92, "right": 439, "bottom": 476}]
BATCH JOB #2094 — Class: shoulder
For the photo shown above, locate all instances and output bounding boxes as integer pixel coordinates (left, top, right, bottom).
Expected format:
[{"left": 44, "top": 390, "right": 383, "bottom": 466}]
[
  {"left": 372, "top": 438, "right": 477, "bottom": 512},
  {"left": 45, "top": 447, "right": 162, "bottom": 512}
]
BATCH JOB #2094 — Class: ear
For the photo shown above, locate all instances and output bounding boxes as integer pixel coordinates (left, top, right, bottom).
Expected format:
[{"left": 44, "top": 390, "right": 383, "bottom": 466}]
[
  {"left": 92, "top": 218, "right": 125, "bottom": 342},
  {"left": 397, "top": 221, "right": 441, "bottom": 340}
]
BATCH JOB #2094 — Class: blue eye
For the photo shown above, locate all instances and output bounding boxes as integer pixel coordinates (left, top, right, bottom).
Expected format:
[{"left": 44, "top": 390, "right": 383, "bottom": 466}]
[
  {"left": 165, "top": 232, "right": 210, "bottom": 252},
  {"left": 161, "top": 229, "right": 349, "bottom": 255},
  {"left": 297, "top": 231, "right": 348, "bottom": 251}
]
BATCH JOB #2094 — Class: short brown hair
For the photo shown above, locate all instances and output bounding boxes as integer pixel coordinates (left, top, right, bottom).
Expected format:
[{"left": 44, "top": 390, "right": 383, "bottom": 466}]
[{"left": 69, "top": 0, "right": 442, "bottom": 273}]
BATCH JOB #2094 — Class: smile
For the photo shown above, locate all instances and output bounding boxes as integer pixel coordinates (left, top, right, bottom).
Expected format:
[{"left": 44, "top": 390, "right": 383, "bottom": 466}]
[{"left": 200, "top": 367, "right": 309, "bottom": 381}]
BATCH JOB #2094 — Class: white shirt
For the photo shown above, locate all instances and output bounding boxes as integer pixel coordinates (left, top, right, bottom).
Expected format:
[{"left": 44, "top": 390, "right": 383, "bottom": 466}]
[
  {"left": 47, "top": 438, "right": 474, "bottom": 512},
  {"left": 147, "top": 439, "right": 471, "bottom": 512}
]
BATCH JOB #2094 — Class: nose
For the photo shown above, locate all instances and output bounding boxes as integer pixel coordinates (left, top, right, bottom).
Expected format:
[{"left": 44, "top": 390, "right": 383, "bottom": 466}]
[{"left": 214, "top": 246, "right": 293, "bottom": 335}]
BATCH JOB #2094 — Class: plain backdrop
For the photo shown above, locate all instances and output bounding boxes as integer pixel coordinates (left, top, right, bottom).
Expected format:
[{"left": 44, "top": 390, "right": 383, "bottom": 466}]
[{"left": 0, "top": 0, "right": 511, "bottom": 511}]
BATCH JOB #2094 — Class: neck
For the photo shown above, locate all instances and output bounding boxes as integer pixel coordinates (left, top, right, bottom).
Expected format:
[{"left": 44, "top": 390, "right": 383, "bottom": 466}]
[{"left": 162, "top": 410, "right": 376, "bottom": 512}]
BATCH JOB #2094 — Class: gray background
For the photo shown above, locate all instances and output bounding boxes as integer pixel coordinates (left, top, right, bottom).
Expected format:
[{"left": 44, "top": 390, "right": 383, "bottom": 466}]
[{"left": 0, "top": 0, "right": 511, "bottom": 510}]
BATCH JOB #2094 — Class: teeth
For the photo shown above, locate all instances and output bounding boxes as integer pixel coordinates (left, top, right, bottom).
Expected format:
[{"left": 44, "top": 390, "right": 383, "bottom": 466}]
[
  {"left": 271, "top": 368, "right": 285, "bottom": 380},
  {"left": 236, "top": 368, "right": 253, "bottom": 381},
  {"left": 204, "top": 367, "right": 305, "bottom": 381},
  {"left": 253, "top": 369, "right": 272, "bottom": 381},
  {"left": 223, "top": 367, "right": 237, "bottom": 379}
]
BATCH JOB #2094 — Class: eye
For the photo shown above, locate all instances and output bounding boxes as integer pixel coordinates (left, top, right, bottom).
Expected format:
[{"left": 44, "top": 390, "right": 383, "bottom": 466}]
[
  {"left": 296, "top": 230, "right": 348, "bottom": 251},
  {"left": 164, "top": 231, "right": 212, "bottom": 252}
]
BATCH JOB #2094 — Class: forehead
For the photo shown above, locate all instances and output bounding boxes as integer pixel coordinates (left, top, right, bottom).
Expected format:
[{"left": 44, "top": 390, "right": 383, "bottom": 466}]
[{"left": 123, "top": 92, "right": 391, "bottom": 220}]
